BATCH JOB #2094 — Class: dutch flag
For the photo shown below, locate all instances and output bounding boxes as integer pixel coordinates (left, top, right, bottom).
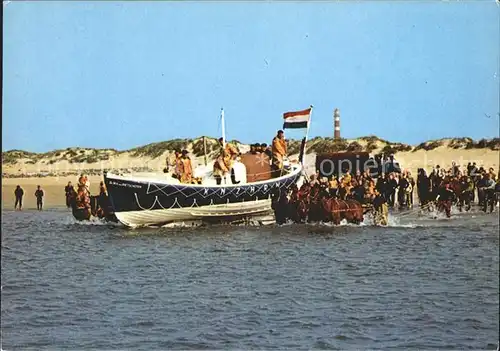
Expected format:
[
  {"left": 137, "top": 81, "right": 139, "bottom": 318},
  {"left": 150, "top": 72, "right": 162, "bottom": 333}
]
[{"left": 283, "top": 107, "right": 312, "bottom": 129}]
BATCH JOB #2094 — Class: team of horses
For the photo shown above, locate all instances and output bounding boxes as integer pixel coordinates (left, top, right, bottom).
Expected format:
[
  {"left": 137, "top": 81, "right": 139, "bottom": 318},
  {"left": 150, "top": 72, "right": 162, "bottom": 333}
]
[
  {"left": 272, "top": 173, "right": 496, "bottom": 225},
  {"left": 271, "top": 182, "right": 367, "bottom": 225}
]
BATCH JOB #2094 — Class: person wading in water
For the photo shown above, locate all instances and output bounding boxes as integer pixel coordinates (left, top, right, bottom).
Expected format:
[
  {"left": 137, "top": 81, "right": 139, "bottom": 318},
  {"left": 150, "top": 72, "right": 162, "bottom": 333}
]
[
  {"left": 479, "top": 173, "right": 496, "bottom": 213},
  {"left": 14, "top": 185, "right": 24, "bottom": 211},
  {"left": 372, "top": 189, "right": 388, "bottom": 225},
  {"left": 78, "top": 173, "right": 91, "bottom": 194},
  {"left": 35, "top": 185, "right": 44, "bottom": 211},
  {"left": 436, "top": 183, "right": 456, "bottom": 218},
  {"left": 64, "top": 181, "right": 75, "bottom": 209}
]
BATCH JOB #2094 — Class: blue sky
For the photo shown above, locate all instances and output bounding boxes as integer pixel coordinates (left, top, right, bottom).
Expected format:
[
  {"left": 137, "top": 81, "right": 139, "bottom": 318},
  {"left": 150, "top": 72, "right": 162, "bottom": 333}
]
[{"left": 3, "top": 1, "right": 499, "bottom": 152}]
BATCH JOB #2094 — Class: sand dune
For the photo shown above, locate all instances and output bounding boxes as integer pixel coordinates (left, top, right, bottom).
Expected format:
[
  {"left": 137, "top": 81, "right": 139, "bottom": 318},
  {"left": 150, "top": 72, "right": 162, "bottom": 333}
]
[{"left": 2, "top": 137, "right": 499, "bottom": 209}]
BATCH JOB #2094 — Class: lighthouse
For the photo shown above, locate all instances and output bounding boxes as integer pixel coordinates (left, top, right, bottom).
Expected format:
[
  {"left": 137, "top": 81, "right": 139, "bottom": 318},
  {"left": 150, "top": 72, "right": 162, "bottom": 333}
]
[{"left": 334, "top": 108, "right": 341, "bottom": 139}]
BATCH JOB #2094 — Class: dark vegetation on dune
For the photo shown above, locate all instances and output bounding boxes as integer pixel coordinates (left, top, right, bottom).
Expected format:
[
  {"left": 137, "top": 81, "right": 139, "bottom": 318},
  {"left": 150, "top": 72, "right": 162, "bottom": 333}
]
[
  {"left": 306, "top": 136, "right": 411, "bottom": 154},
  {"left": 130, "top": 139, "right": 193, "bottom": 159},
  {"left": 411, "top": 138, "right": 500, "bottom": 152},
  {"left": 3, "top": 136, "right": 499, "bottom": 165},
  {"left": 413, "top": 140, "right": 444, "bottom": 152},
  {"left": 192, "top": 137, "right": 219, "bottom": 157},
  {"left": 466, "top": 138, "right": 500, "bottom": 151}
]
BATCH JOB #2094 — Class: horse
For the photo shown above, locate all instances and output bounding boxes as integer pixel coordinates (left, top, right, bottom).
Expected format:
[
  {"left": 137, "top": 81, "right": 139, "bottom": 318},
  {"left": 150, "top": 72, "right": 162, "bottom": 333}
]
[
  {"left": 284, "top": 181, "right": 364, "bottom": 225},
  {"left": 342, "top": 199, "right": 364, "bottom": 224},
  {"left": 307, "top": 184, "right": 328, "bottom": 222},
  {"left": 320, "top": 197, "right": 343, "bottom": 225},
  {"left": 294, "top": 183, "right": 312, "bottom": 223},
  {"left": 287, "top": 185, "right": 303, "bottom": 224},
  {"left": 318, "top": 197, "right": 364, "bottom": 225},
  {"left": 271, "top": 187, "right": 289, "bottom": 225}
]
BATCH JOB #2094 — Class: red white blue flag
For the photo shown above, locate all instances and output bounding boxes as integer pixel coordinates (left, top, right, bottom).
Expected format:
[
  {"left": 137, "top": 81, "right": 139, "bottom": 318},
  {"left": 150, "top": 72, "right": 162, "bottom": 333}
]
[{"left": 283, "top": 107, "right": 311, "bottom": 129}]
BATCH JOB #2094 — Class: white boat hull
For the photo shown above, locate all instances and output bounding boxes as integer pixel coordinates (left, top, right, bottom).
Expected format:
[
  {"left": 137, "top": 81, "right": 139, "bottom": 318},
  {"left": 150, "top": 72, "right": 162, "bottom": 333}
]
[{"left": 115, "top": 199, "right": 273, "bottom": 227}]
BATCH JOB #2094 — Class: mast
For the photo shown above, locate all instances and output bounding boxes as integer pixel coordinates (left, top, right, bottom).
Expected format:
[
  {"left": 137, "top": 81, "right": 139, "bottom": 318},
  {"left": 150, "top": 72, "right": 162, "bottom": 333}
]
[
  {"left": 301, "top": 105, "right": 313, "bottom": 166},
  {"left": 221, "top": 107, "right": 226, "bottom": 147}
]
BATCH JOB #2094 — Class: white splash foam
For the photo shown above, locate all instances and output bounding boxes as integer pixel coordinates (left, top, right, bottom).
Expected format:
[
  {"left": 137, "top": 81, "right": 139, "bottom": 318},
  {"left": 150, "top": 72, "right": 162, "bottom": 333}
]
[
  {"left": 62, "top": 216, "right": 120, "bottom": 226},
  {"left": 385, "top": 214, "right": 418, "bottom": 228},
  {"left": 160, "top": 221, "right": 203, "bottom": 228}
]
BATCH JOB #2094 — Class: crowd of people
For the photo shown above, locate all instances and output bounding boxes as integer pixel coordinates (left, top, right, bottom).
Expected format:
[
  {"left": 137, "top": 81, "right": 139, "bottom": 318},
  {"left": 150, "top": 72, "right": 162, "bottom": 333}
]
[
  {"left": 416, "top": 163, "right": 500, "bottom": 215},
  {"left": 306, "top": 169, "right": 417, "bottom": 210},
  {"left": 269, "top": 160, "right": 500, "bottom": 226},
  {"left": 296, "top": 161, "right": 500, "bottom": 220}
]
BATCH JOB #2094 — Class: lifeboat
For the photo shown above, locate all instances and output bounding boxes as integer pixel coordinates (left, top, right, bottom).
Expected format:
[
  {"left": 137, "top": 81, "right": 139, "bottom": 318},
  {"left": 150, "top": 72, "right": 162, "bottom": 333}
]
[{"left": 104, "top": 156, "right": 303, "bottom": 228}]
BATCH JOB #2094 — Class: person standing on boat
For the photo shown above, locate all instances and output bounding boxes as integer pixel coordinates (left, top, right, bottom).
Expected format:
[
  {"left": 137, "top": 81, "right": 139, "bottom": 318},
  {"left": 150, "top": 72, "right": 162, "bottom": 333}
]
[
  {"left": 250, "top": 144, "right": 258, "bottom": 154},
  {"left": 180, "top": 150, "right": 193, "bottom": 184},
  {"left": 213, "top": 154, "right": 229, "bottom": 185},
  {"left": 262, "top": 143, "right": 272, "bottom": 159},
  {"left": 35, "top": 185, "right": 44, "bottom": 211},
  {"left": 271, "top": 130, "right": 287, "bottom": 178},
  {"left": 14, "top": 185, "right": 24, "bottom": 210},
  {"left": 213, "top": 138, "right": 239, "bottom": 184},
  {"left": 166, "top": 149, "right": 183, "bottom": 179},
  {"left": 222, "top": 138, "right": 239, "bottom": 169}
]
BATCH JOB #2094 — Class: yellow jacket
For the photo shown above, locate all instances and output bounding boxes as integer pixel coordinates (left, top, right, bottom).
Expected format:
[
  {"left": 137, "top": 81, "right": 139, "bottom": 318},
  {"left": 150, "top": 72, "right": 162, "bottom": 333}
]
[
  {"left": 272, "top": 137, "right": 287, "bottom": 157},
  {"left": 180, "top": 157, "right": 193, "bottom": 183}
]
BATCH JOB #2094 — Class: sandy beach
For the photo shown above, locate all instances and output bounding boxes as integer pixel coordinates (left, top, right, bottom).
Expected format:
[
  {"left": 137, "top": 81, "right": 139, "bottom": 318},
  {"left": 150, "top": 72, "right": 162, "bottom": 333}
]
[{"left": 2, "top": 176, "right": 103, "bottom": 210}]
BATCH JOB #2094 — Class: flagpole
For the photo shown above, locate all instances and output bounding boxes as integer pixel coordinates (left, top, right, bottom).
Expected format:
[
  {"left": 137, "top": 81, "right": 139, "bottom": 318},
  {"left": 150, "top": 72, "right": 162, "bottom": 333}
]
[
  {"left": 301, "top": 105, "right": 313, "bottom": 167},
  {"left": 220, "top": 107, "right": 227, "bottom": 184}
]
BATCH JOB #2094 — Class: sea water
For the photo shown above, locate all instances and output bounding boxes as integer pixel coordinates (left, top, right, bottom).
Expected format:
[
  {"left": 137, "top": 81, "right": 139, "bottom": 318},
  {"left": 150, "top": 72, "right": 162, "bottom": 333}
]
[{"left": 1, "top": 208, "right": 499, "bottom": 350}]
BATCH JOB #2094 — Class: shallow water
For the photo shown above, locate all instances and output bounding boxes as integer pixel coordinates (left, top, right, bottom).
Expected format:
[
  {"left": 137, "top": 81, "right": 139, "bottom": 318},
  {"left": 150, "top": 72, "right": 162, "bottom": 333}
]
[{"left": 1, "top": 208, "right": 499, "bottom": 350}]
